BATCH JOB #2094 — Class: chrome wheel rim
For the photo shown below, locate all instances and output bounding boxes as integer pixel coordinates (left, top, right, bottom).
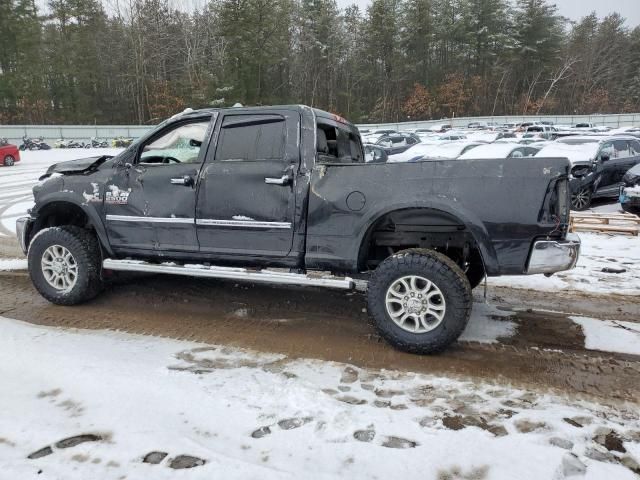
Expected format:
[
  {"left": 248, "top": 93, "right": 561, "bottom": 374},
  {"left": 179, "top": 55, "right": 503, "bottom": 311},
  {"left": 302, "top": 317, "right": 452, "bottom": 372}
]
[
  {"left": 385, "top": 275, "right": 446, "bottom": 333},
  {"left": 41, "top": 245, "right": 78, "bottom": 292},
  {"left": 571, "top": 188, "right": 590, "bottom": 210}
]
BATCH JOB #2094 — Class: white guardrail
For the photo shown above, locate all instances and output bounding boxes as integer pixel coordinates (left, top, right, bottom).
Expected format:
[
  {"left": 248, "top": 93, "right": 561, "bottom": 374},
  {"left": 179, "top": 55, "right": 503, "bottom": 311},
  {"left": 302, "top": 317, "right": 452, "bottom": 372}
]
[{"left": 1, "top": 113, "right": 639, "bottom": 144}]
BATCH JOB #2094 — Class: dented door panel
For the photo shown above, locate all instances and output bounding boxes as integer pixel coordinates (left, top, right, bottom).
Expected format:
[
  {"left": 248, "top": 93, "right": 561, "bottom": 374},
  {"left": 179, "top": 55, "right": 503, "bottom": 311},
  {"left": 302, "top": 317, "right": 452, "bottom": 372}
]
[{"left": 104, "top": 114, "right": 216, "bottom": 252}]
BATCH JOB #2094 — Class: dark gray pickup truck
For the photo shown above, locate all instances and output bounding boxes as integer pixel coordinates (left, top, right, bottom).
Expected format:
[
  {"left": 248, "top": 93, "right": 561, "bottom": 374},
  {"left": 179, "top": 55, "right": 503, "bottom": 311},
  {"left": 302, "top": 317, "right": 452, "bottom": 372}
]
[{"left": 17, "top": 105, "right": 580, "bottom": 353}]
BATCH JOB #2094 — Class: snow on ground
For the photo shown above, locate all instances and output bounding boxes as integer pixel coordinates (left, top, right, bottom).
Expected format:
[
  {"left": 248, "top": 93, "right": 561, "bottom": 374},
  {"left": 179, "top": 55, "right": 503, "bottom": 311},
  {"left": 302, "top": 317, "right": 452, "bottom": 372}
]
[
  {"left": 489, "top": 232, "right": 640, "bottom": 296},
  {"left": 590, "top": 202, "right": 625, "bottom": 214},
  {"left": 0, "top": 316, "right": 638, "bottom": 480},
  {"left": 459, "top": 301, "right": 517, "bottom": 344},
  {"left": 0, "top": 258, "right": 28, "bottom": 271},
  {"left": 572, "top": 316, "right": 640, "bottom": 356},
  {"left": 0, "top": 149, "right": 123, "bottom": 235}
]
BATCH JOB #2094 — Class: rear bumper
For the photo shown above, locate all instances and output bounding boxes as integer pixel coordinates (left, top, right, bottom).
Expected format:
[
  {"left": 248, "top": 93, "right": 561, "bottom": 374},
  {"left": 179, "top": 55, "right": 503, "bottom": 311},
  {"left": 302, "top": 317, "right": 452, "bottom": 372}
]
[
  {"left": 16, "top": 216, "right": 34, "bottom": 255},
  {"left": 525, "top": 233, "right": 580, "bottom": 275}
]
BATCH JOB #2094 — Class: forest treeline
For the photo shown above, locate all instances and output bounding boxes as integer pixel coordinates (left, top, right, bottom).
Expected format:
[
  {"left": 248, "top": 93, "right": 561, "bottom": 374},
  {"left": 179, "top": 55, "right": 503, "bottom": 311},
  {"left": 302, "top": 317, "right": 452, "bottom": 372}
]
[{"left": 1, "top": 0, "right": 640, "bottom": 125}]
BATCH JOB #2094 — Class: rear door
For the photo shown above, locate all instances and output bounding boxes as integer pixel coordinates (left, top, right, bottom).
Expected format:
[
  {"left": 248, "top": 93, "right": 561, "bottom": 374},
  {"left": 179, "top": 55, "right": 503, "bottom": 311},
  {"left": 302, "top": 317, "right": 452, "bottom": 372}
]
[{"left": 195, "top": 111, "right": 299, "bottom": 256}]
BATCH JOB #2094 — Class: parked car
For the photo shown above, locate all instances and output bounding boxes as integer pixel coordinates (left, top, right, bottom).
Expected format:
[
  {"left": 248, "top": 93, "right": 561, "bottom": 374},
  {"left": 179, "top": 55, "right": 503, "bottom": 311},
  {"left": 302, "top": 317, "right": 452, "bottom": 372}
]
[
  {"left": 417, "top": 124, "right": 452, "bottom": 134},
  {"left": 466, "top": 131, "right": 515, "bottom": 143},
  {"left": 375, "top": 132, "right": 421, "bottom": 155},
  {"left": 0, "top": 142, "right": 20, "bottom": 166},
  {"left": 516, "top": 122, "right": 540, "bottom": 132},
  {"left": 467, "top": 122, "right": 488, "bottom": 130},
  {"left": 620, "top": 164, "right": 640, "bottom": 215},
  {"left": 457, "top": 143, "right": 542, "bottom": 160},
  {"left": 418, "top": 132, "right": 468, "bottom": 144},
  {"left": 17, "top": 105, "right": 579, "bottom": 355},
  {"left": 524, "top": 125, "right": 557, "bottom": 140},
  {"left": 388, "top": 141, "right": 486, "bottom": 162},
  {"left": 536, "top": 135, "right": 640, "bottom": 210},
  {"left": 432, "top": 132, "right": 467, "bottom": 141}
]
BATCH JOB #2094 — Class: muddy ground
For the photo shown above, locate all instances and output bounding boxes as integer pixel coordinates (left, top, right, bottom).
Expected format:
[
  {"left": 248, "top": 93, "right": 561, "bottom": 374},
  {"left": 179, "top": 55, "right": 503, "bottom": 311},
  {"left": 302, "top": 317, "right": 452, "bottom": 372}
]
[{"left": 1, "top": 271, "right": 639, "bottom": 404}]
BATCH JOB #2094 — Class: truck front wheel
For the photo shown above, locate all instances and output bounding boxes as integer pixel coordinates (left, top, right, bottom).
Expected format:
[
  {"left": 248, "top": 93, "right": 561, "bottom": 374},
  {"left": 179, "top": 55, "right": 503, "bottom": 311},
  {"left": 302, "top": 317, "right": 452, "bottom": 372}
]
[
  {"left": 367, "top": 249, "right": 472, "bottom": 354},
  {"left": 28, "top": 226, "right": 103, "bottom": 305}
]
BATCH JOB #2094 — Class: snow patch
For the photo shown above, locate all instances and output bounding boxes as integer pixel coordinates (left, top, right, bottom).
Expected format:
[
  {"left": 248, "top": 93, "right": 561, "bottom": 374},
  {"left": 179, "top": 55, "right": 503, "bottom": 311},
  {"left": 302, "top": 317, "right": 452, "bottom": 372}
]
[
  {"left": 0, "top": 258, "right": 27, "bottom": 270},
  {"left": 623, "top": 186, "right": 640, "bottom": 198},
  {"left": 571, "top": 316, "right": 640, "bottom": 356},
  {"left": 0, "top": 316, "right": 638, "bottom": 480},
  {"left": 460, "top": 302, "right": 517, "bottom": 343}
]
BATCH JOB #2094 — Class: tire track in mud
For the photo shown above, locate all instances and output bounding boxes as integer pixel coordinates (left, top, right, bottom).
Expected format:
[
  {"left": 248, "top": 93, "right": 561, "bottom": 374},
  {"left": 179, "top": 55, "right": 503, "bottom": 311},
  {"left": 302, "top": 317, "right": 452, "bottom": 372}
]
[{"left": 1, "top": 272, "right": 639, "bottom": 403}]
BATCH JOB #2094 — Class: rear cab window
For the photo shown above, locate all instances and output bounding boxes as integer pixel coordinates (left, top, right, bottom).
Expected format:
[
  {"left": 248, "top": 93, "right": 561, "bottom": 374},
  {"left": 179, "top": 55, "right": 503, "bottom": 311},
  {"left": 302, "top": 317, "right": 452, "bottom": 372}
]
[{"left": 316, "top": 117, "right": 364, "bottom": 164}]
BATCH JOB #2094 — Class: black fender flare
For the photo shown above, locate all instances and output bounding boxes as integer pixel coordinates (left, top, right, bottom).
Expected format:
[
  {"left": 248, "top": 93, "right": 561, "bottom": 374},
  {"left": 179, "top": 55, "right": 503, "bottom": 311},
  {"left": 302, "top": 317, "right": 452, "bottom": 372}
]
[
  {"left": 30, "top": 192, "right": 113, "bottom": 257},
  {"left": 355, "top": 201, "right": 499, "bottom": 275}
]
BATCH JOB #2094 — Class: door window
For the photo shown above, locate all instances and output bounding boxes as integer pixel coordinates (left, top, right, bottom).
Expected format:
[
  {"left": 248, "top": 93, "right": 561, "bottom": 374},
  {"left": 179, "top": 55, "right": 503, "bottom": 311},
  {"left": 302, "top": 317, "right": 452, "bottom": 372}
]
[
  {"left": 216, "top": 115, "right": 285, "bottom": 162},
  {"left": 612, "top": 140, "right": 631, "bottom": 159},
  {"left": 631, "top": 140, "right": 640, "bottom": 156},
  {"left": 140, "top": 121, "right": 209, "bottom": 165}
]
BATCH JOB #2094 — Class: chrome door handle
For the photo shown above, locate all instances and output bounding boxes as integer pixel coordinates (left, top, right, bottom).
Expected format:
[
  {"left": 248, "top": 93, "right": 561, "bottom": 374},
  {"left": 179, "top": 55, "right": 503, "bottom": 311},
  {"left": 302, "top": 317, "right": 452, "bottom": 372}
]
[
  {"left": 171, "top": 175, "right": 194, "bottom": 186},
  {"left": 265, "top": 175, "right": 292, "bottom": 186}
]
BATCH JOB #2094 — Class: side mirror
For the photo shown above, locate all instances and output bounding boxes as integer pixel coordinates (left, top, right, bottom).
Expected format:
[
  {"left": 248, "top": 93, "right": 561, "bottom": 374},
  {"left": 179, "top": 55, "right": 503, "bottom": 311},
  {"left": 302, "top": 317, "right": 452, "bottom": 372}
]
[
  {"left": 189, "top": 139, "right": 202, "bottom": 148},
  {"left": 600, "top": 154, "right": 610, "bottom": 162}
]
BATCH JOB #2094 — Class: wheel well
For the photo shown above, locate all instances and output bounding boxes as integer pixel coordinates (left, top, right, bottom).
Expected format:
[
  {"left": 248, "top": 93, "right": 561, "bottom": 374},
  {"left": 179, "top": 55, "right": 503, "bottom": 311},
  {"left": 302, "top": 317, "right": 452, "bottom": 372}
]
[
  {"left": 358, "top": 208, "right": 485, "bottom": 276},
  {"left": 31, "top": 202, "right": 92, "bottom": 243}
]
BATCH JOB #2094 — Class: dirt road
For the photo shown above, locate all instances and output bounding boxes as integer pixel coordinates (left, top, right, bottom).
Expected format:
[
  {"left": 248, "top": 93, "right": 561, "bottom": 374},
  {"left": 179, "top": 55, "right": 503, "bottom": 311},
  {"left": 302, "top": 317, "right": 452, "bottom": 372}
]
[{"left": 1, "top": 271, "right": 639, "bottom": 404}]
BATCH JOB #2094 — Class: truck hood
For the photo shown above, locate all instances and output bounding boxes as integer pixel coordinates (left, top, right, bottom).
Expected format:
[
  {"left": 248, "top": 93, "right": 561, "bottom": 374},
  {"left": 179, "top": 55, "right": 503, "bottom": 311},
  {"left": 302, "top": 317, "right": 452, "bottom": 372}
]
[{"left": 40, "top": 155, "right": 113, "bottom": 180}]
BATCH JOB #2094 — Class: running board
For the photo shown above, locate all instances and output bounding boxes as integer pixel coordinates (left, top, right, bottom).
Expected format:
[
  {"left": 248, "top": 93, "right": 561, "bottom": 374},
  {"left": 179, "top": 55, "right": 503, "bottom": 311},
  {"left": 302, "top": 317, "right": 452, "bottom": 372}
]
[{"left": 102, "top": 259, "right": 355, "bottom": 290}]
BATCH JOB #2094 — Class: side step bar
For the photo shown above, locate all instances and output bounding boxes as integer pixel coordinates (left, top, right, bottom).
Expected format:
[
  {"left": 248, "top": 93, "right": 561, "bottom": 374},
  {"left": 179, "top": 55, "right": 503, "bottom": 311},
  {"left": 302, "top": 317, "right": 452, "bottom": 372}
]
[{"left": 103, "top": 259, "right": 355, "bottom": 290}]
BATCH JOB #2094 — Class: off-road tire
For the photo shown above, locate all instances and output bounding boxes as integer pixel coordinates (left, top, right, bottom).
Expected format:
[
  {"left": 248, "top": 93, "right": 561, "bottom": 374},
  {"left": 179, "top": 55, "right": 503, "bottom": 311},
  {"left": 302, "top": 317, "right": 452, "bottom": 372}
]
[
  {"left": 367, "top": 248, "right": 472, "bottom": 354},
  {"left": 3, "top": 155, "right": 15, "bottom": 166},
  {"left": 28, "top": 226, "right": 103, "bottom": 305}
]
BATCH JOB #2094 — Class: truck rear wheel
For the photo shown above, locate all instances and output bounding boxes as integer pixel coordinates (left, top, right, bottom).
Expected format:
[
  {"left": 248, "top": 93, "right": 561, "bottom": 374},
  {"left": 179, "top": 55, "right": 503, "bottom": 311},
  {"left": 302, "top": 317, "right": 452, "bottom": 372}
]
[
  {"left": 367, "top": 249, "right": 472, "bottom": 354},
  {"left": 28, "top": 226, "right": 103, "bottom": 305}
]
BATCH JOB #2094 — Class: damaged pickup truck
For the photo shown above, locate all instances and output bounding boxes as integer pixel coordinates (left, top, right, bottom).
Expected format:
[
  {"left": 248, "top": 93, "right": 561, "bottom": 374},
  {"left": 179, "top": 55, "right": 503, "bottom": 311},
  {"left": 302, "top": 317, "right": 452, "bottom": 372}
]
[{"left": 17, "top": 106, "right": 580, "bottom": 353}]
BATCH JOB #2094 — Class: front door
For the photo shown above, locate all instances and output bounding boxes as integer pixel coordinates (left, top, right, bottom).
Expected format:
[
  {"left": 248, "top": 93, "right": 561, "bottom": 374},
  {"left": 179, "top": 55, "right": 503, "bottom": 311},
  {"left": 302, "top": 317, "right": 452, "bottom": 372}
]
[
  {"left": 196, "top": 111, "right": 299, "bottom": 257},
  {"left": 597, "top": 139, "right": 639, "bottom": 196},
  {"left": 105, "top": 116, "right": 214, "bottom": 252}
]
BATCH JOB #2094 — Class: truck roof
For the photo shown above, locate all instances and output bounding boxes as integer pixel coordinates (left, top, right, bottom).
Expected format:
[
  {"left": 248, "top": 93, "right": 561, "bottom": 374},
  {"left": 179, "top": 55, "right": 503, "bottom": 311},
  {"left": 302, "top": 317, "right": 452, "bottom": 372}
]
[{"left": 179, "top": 105, "right": 356, "bottom": 128}]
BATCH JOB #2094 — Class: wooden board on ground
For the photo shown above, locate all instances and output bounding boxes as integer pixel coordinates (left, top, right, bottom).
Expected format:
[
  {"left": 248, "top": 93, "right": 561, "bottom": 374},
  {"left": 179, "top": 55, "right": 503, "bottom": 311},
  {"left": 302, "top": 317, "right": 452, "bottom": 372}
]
[
  {"left": 571, "top": 212, "right": 640, "bottom": 226},
  {"left": 571, "top": 223, "right": 639, "bottom": 236},
  {"left": 569, "top": 211, "right": 640, "bottom": 236}
]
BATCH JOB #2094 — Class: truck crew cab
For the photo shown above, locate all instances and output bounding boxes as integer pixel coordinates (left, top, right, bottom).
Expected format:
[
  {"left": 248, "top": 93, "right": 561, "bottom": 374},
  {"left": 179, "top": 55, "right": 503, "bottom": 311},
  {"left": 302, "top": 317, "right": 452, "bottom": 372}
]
[{"left": 17, "top": 106, "right": 580, "bottom": 354}]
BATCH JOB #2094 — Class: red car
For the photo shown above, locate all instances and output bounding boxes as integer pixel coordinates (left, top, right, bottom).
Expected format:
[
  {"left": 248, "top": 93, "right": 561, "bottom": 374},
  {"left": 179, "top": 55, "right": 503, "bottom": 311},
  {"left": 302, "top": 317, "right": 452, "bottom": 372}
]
[{"left": 0, "top": 143, "right": 20, "bottom": 166}]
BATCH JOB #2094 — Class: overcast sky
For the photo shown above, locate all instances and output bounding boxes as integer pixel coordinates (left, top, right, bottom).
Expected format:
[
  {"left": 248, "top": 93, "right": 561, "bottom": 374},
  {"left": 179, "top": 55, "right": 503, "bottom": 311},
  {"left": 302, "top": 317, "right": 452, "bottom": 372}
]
[{"left": 335, "top": 0, "right": 640, "bottom": 27}]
